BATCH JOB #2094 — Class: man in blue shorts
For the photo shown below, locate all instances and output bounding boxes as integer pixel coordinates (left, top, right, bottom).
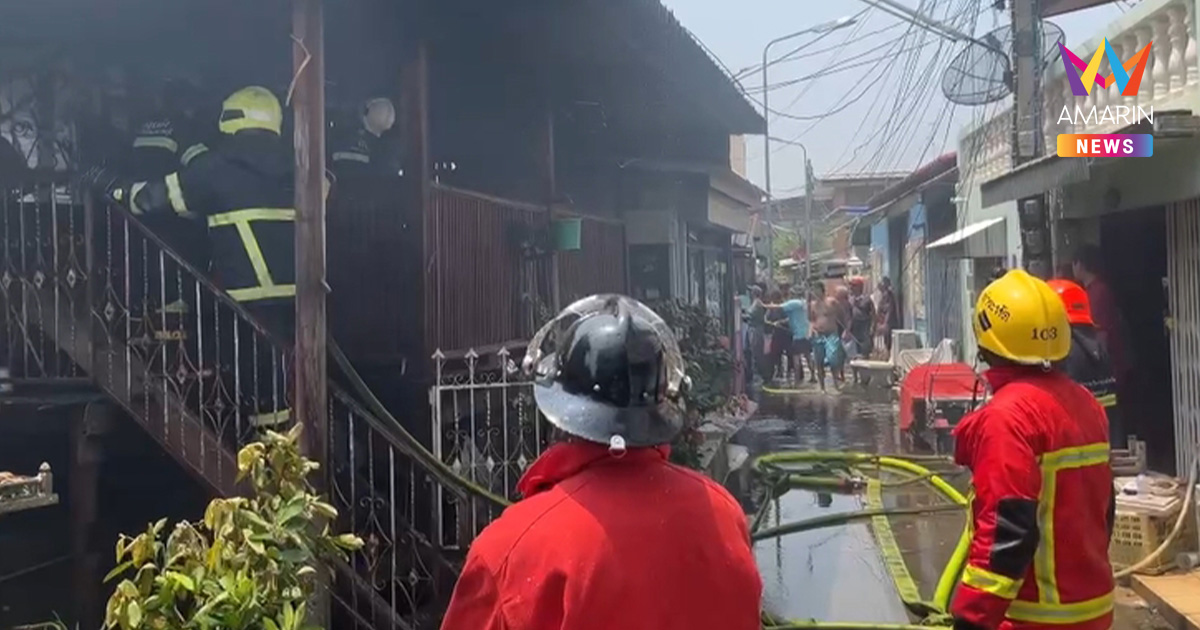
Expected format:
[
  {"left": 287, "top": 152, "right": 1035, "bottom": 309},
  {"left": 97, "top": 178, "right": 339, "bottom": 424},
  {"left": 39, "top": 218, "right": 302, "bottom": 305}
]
[
  {"left": 809, "top": 282, "right": 844, "bottom": 391},
  {"left": 767, "top": 285, "right": 810, "bottom": 385}
]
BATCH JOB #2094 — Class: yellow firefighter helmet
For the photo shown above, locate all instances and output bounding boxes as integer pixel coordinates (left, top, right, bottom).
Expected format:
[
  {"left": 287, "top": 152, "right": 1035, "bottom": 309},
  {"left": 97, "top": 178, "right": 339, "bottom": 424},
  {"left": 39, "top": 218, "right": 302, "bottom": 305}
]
[
  {"left": 973, "top": 269, "right": 1071, "bottom": 365},
  {"left": 219, "top": 86, "right": 283, "bottom": 136}
]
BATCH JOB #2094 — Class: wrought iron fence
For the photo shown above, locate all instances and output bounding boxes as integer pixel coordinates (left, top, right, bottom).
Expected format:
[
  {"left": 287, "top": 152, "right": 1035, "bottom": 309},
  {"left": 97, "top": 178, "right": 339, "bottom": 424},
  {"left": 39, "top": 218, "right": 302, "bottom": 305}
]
[
  {"left": 429, "top": 345, "right": 549, "bottom": 549},
  {"left": 0, "top": 178, "right": 462, "bottom": 629},
  {"left": 0, "top": 180, "right": 89, "bottom": 381}
]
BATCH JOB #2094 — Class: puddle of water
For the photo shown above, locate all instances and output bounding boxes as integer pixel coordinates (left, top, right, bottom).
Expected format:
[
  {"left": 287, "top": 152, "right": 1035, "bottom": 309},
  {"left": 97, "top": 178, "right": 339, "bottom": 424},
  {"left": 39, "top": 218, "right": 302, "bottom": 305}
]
[
  {"left": 733, "top": 389, "right": 966, "bottom": 624},
  {"left": 755, "top": 488, "right": 909, "bottom": 623},
  {"left": 735, "top": 387, "right": 1158, "bottom": 630}
]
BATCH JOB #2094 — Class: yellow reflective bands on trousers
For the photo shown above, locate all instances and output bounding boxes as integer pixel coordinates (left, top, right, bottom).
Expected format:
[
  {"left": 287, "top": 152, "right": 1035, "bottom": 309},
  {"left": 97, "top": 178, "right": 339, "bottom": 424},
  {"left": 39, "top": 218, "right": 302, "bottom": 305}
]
[
  {"left": 165, "top": 173, "right": 190, "bottom": 217},
  {"left": 128, "top": 182, "right": 147, "bottom": 215},
  {"left": 1034, "top": 442, "right": 1110, "bottom": 605},
  {"left": 208, "top": 208, "right": 296, "bottom": 303},
  {"left": 962, "top": 565, "right": 1021, "bottom": 599},
  {"left": 1007, "top": 591, "right": 1114, "bottom": 624},
  {"left": 180, "top": 143, "right": 208, "bottom": 166},
  {"left": 228, "top": 284, "right": 295, "bottom": 302},
  {"left": 134, "top": 135, "right": 179, "bottom": 153},
  {"left": 235, "top": 221, "right": 274, "bottom": 292},
  {"left": 1096, "top": 393, "right": 1117, "bottom": 408},
  {"left": 207, "top": 208, "right": 296, "bottom": 227},
  {"left": 250, "top": 408, "right": 291, "bottom": 427}
]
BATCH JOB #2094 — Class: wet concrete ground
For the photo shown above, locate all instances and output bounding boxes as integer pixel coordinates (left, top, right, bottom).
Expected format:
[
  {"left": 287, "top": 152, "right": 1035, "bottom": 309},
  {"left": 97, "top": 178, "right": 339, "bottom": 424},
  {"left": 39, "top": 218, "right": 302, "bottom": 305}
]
[{"left": 731, "top": 385, "right": 1172, "bottom": 630}]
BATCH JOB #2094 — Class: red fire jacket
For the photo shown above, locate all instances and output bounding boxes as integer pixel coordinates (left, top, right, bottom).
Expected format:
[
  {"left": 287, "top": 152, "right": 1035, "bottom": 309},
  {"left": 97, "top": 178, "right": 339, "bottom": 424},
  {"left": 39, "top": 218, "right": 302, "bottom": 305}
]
[
  {"left": 439, "top": 441, "right": 763, "bottom": 630},
  {"left": 952, "top": 367, "right": 1115, "bottom": 630}
]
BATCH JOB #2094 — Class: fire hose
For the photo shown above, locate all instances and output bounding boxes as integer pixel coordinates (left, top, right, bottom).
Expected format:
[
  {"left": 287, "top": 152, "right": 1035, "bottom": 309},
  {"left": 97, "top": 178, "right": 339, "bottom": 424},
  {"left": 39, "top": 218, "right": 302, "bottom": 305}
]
[{"left": 330, "top": 342, "right": 1200, "bottom": 628}]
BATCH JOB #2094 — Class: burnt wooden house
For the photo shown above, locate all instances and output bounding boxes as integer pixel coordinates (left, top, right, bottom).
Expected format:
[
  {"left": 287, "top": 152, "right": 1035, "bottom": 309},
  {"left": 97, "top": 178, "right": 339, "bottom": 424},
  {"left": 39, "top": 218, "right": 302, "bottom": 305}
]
[{"left": 0, "top": 0, "right": 762, "bottom": 627}]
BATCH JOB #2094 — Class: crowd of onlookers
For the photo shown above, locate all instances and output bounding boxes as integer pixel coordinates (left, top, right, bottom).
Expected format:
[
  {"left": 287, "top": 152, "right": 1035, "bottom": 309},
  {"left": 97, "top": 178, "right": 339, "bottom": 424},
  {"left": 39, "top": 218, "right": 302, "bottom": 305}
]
[{"left": 742, "top": 275, "right": 899, "bottom": 392}]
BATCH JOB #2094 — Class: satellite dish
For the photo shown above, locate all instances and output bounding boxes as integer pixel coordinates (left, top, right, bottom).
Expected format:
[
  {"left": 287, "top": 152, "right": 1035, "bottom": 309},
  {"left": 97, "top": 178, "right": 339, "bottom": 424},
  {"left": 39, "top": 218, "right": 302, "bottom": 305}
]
[{"left": 941, "top": 21, "right": 1065, "bottom": 106}]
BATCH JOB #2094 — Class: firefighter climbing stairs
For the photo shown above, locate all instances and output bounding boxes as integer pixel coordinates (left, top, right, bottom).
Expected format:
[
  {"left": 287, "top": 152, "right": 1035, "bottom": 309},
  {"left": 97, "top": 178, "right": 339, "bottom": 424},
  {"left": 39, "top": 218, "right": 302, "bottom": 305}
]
[{"left": 0, "top": 181, "right": 481, "bottom": 629}]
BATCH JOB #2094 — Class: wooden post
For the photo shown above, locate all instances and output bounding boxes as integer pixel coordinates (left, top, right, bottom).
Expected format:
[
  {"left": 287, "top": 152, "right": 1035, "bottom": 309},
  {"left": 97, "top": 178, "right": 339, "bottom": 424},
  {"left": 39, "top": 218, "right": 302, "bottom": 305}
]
[
  {"left": 292, "top": 0, "right": 328, "bottom": 469},
  {"left": 540, "top": 104, "right": 562, "bottom": 311},
  {"left": 292, "top": 0, "right": 329, "bottom": 625},
  {"left": 70, "top": 403, "right": 113, "bottom": 630},
  {"left": 405, "top": 43, "right": 433, "bottom": 357}
]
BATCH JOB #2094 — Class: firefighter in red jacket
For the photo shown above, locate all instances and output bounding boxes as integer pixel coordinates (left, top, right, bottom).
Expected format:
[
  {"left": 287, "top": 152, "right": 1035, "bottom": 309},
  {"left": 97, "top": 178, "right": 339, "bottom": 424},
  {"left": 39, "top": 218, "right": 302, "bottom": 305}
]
[
  {"left": 1047, "top": 279, "right": 1123, "bottom": 447},
  {"left": 440, "top": 295, "right": 763, "bottom": 630},
  {"left": 952, "top": 270, "right": 1115, "bottom": 630}
]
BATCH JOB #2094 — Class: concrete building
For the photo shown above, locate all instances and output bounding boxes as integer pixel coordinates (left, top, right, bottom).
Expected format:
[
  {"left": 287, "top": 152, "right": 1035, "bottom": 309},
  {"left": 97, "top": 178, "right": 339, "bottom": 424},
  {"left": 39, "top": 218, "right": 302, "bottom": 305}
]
[{"left": 957, "top": 0, "right": 1200, "bottom": 476}]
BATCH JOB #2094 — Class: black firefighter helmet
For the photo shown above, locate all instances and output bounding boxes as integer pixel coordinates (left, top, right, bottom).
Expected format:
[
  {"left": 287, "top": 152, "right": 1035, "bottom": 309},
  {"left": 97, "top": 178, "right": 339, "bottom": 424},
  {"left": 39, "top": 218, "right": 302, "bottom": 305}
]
[{"left": 524, "top": 295, "right": 689, "bottom": 450}]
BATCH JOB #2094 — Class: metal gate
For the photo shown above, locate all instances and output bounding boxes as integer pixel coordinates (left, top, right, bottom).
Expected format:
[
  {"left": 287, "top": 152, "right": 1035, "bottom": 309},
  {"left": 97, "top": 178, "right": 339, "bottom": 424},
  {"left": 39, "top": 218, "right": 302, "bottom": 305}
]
[
  {"left": 429, "top": 346, "right": 550, "bottom": 549},
  {"left": 1167, "top": 200, "right": 1200, "bottom": 475}
]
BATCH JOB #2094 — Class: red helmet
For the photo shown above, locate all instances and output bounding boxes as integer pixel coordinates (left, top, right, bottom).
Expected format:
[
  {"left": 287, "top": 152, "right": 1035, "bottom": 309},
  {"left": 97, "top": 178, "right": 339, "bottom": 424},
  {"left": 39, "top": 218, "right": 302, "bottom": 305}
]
[{"left": 1047, "top": 278, "right": 1094, "bottom": 326}]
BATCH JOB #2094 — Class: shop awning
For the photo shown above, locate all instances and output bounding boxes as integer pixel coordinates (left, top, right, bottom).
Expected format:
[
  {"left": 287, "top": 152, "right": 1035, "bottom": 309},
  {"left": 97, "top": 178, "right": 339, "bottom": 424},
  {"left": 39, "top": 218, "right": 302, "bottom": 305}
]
[
  {"left": 926, "top": 217, "right": 1006, "bottom": 258},
  {"left": 980, "top": 155, "right": 1092, "bottom": 208}
]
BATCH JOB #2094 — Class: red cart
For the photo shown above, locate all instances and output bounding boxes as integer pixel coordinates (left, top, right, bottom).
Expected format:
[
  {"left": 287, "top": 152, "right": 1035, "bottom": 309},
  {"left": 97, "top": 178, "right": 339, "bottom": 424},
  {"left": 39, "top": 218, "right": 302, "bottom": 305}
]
[{"left": 899, "top": 363, "right": 984, "bottom": 453}]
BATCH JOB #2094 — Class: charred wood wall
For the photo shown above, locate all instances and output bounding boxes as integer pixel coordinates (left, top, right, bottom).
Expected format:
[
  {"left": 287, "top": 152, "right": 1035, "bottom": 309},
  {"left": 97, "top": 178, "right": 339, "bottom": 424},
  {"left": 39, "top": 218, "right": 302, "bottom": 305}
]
[
  {"left": 557, "top": 215, "right": 627, "bottom": 305},
  {"left": 424, "top": 185, "right": 552, "bottom": 354}
]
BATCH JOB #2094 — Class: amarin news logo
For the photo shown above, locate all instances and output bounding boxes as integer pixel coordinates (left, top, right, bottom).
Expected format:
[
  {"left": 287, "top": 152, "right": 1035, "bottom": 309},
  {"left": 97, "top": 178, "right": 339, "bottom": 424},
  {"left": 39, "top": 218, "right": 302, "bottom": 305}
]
[
  {"left": 1055, "top": 38, "right": 1155, "bottom": 157},
  {"left": 1059, "top": 38, "right": 1152, "bottom": 97}
]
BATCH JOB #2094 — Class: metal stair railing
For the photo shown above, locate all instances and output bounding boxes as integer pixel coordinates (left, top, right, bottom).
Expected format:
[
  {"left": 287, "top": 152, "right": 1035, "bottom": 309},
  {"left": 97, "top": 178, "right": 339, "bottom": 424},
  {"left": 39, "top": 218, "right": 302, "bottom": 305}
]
[{"left": 0, "top": 177, "right": 487, "bottom": 629}]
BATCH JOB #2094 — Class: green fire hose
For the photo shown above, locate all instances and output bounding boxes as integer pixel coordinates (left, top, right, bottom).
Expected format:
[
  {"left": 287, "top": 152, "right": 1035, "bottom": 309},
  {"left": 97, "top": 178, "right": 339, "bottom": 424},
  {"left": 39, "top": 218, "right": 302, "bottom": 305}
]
[
  {"left": 752, "top": 451, "right": 971, "bottom": 630},
  {"left": 333, "top": 341, "right": 967, "bottom": 629}
]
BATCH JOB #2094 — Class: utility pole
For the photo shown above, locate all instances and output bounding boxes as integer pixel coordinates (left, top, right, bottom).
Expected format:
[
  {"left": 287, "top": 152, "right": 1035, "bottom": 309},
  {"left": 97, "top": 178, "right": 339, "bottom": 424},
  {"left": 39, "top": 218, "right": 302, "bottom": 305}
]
[
  {"left": 292, "top": 0, "right": 329, "bottom": 625},
  {"left": 761, "top": 17, "right": 857, "bottom": 287},
  {"left": 1011, "top": 0, "right": 1052, "bottom": 277},
  {"left": 853, "top": 0, "right": 1045, "bottom": 274},
  {"left": 804, "top": 158, "right": 815, "bottom": 283},
  {"left": 292, "top": 0, "right": 328, "bottom": 473}
]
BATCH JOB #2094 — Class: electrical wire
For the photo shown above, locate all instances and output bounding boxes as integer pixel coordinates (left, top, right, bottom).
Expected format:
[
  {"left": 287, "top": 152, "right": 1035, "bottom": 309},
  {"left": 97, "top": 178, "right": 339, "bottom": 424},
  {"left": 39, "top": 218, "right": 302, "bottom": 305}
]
[
  {"left": 738, "top": 20, "right": 905, "bottom": 82},
  {"left": 803, "top": 0, "right": 983, "bottom": 177}
]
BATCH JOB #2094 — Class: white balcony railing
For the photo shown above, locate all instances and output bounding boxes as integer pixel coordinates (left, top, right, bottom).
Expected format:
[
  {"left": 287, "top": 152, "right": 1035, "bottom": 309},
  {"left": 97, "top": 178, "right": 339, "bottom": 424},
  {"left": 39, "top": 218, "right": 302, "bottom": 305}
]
[{"left": 961, "top": 0, "right": 1199, "bottom": 180}]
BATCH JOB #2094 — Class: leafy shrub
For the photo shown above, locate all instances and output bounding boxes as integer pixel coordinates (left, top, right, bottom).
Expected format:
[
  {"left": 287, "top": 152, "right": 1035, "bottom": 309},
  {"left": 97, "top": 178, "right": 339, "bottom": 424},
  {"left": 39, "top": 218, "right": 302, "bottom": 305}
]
[
  {"left": 649, "top": 299, "right": 735, "bottom": 469},
  {"left": 649, "top": 299, "right": 733, "bottom": 415},
  {"left": 103, "top": 426, "right": 363, "bottom": 630}
]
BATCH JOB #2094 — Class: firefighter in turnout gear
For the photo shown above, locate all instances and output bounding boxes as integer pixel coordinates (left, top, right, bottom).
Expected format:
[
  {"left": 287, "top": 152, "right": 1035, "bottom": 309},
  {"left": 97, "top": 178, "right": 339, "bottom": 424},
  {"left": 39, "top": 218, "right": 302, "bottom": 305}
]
[
  {"left": 328, "top": 97, "right": 394, "bottom": 182},
  {"left": 127, "top": 77, "right": 212, "bottom": 271},
  {"left": 440, "top": 295, "right": 762, "bottom": 630},
  {"left": 951, "top": 270, "right": 1115, "bottom": 630},
  {"left": 82, "top": 85, "right": 295, "bottom": 428},
  {"left": 127, "top": 77, "right": 211, "bottom": 179},
  {"left": 1048, "top": 279, "right": 1123, "bottom": 447}
]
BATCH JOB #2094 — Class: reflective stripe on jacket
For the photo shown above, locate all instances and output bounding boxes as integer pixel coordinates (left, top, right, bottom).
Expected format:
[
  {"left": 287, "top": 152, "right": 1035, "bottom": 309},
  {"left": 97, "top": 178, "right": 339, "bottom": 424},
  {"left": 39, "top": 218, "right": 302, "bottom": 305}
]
[
  {"left": 952, "top": 367, "right": 1115, "bottom": 630},
  {"left": 128, "top": 133, "right": 295, "bottom": 303},
  {"left": 1061, "top": 326, "right": 1118, "bottom": 409}
]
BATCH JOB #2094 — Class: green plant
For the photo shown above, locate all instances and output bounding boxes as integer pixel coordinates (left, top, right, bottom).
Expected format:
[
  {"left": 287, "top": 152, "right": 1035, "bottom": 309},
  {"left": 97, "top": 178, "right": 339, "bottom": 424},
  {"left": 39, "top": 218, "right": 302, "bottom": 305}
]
[
  {"left": 650, "top": 299, "right": 733, "bottom": 415},
  {"left": 649, "top": 299, "right": 735, "bottom": 469},
  {"left": 103, "top": 425, "right": 363, "bottom": 630}
]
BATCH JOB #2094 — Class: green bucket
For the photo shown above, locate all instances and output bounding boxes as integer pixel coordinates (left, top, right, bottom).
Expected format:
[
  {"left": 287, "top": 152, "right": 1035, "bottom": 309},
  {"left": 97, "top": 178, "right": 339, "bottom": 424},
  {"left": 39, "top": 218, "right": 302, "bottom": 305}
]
[{"left": 552, "top": 218, "right": 582, "bottom": 251}]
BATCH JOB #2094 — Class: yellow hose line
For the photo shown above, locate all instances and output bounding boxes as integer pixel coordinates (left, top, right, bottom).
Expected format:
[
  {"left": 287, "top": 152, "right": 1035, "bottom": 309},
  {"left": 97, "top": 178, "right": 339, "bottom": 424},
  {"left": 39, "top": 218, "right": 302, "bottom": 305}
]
[
  {"left": 754, "top": 452, "right": 967, "bottom": 506},
  {"left": 762, "top": 386, "right": 808, "bottom": 395},
  {"left": 766, "top": 623, "right": 951, "bottom": 630},
  {"left": 934, "top": 520, "right": 972, "bottom": 610},
  {"left": 864, "top": 478, "right": 923, "bottom": 608},
  {"left": 753, "top": 450, "right": 973, "bottom": 622}
]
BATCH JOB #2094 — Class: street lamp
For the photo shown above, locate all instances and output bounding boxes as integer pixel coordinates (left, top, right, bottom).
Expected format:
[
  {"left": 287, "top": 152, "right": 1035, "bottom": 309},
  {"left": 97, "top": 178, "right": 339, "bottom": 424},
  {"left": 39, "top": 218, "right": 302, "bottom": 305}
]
[{"left": 761, "top": 16, "right": 856, "bottom": 286}]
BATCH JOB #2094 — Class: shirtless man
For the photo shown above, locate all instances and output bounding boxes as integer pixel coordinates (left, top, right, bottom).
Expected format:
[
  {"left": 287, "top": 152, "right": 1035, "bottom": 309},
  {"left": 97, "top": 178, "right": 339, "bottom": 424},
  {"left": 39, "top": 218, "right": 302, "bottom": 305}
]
[
  {"left": 808, "top": 283, "right": 844, "bottom": 391},
  {"left": 832, "top": 285, "right": 852, "bottom": 385}
]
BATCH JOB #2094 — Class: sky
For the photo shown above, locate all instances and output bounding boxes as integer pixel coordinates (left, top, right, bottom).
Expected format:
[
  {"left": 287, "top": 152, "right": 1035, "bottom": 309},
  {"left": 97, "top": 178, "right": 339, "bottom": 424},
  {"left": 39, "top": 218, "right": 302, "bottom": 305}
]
[{"left": 661, "top": 0, "right": 1127, "bottom": 194}]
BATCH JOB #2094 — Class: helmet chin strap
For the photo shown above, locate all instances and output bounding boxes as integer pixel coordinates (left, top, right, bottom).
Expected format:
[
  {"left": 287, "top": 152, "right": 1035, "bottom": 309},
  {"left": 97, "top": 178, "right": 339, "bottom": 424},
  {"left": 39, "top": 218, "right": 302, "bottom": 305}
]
[{"left": 970, "top": 351, "right": 992, "bottom": 411}]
